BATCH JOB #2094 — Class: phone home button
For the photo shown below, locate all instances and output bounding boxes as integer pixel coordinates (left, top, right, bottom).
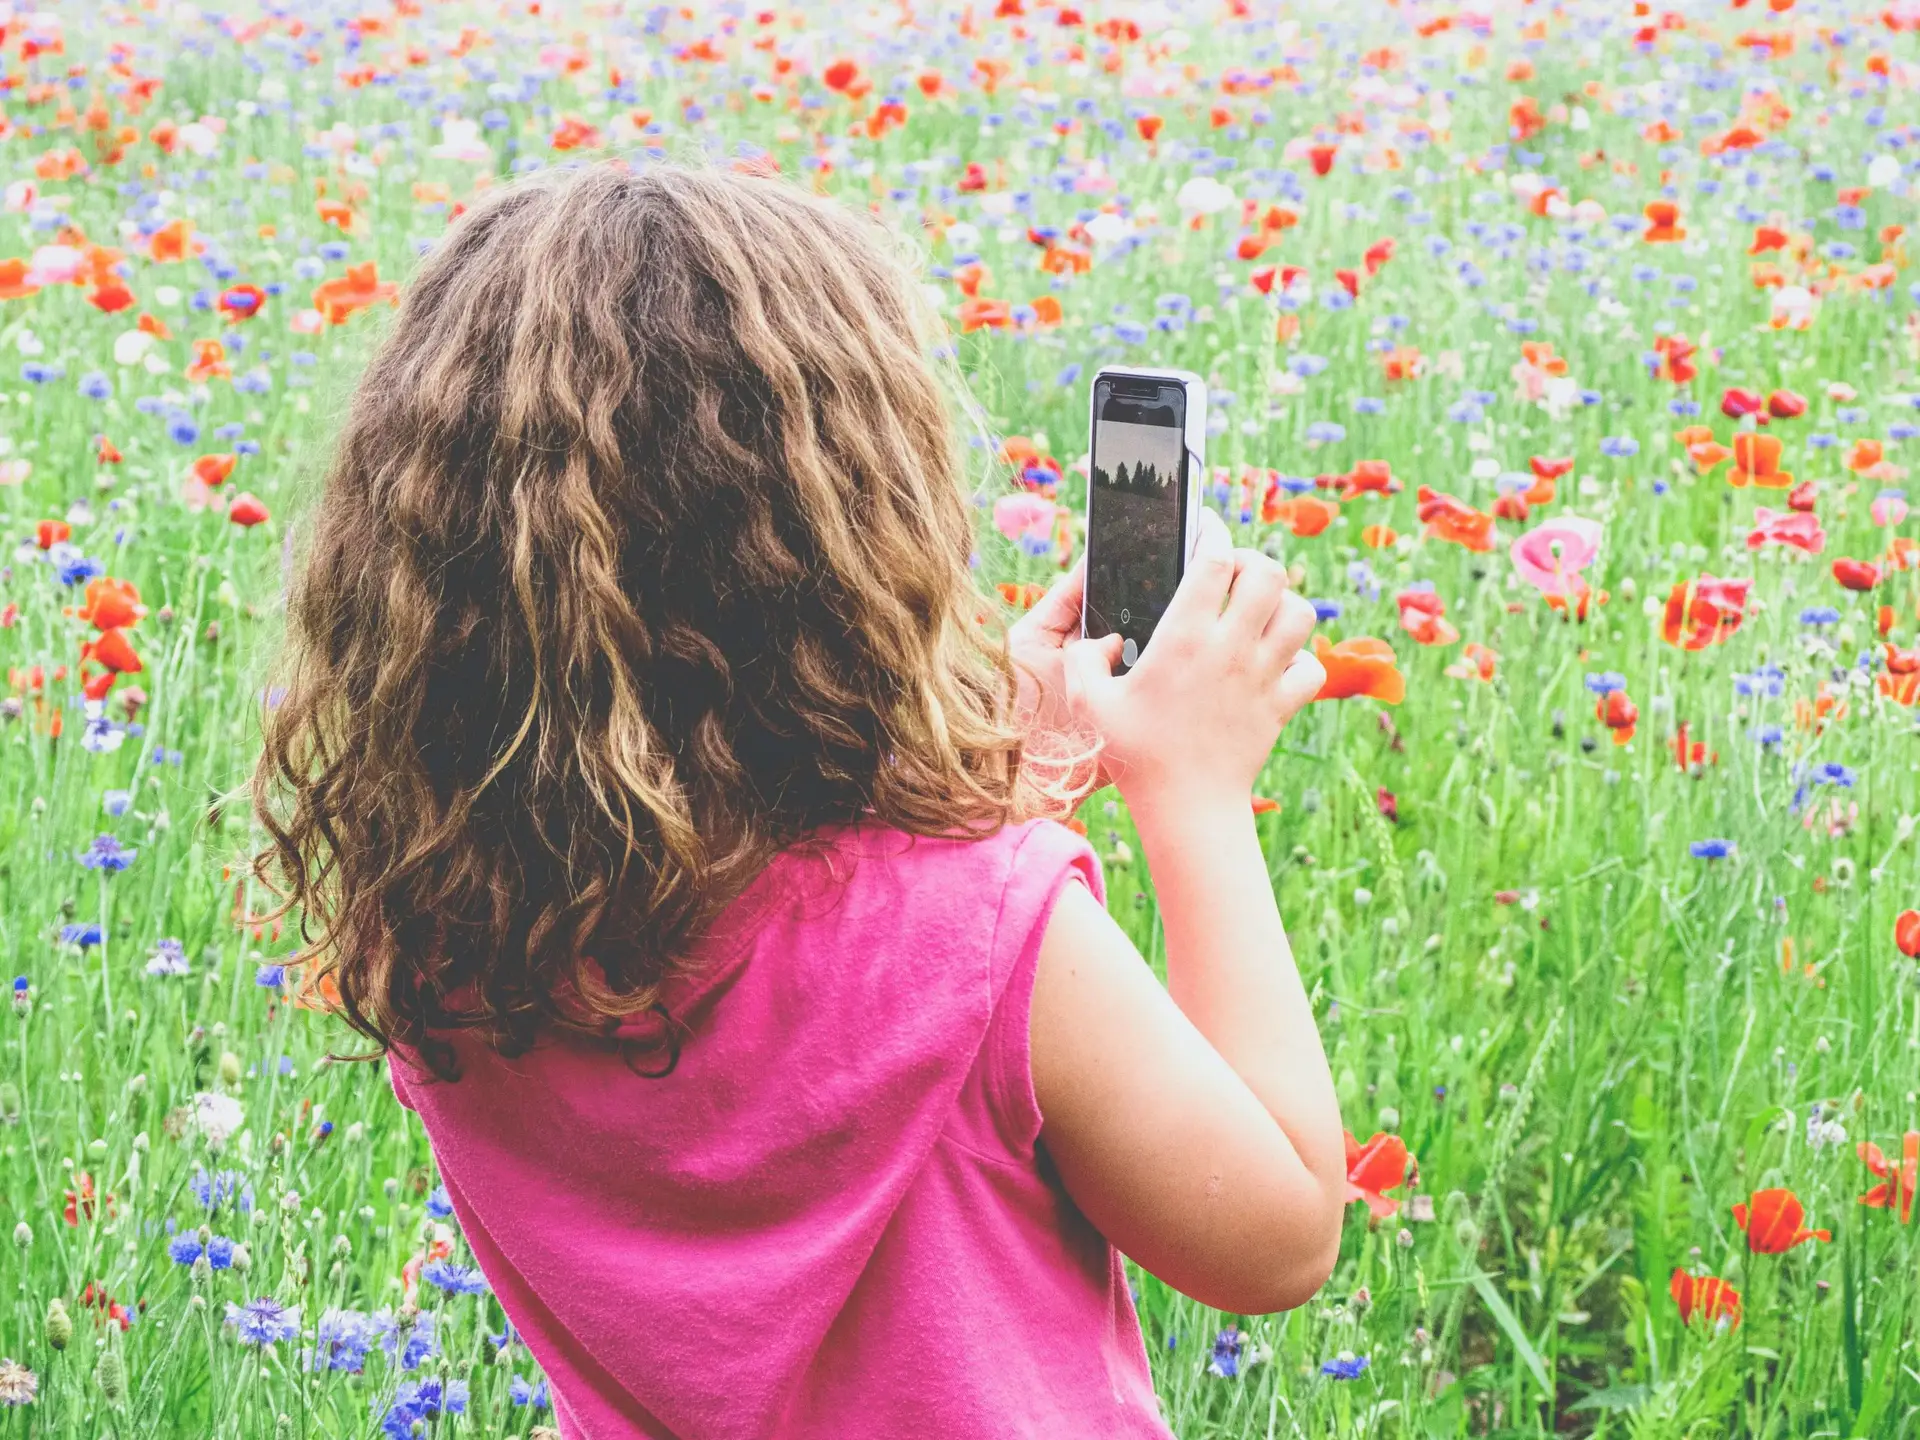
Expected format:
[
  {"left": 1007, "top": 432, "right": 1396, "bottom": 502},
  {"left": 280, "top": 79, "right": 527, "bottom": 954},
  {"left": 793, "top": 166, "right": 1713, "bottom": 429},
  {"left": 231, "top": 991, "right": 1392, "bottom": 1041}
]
[{"left": 1121, "top": 637, "right": 1139, "bottom": 667}]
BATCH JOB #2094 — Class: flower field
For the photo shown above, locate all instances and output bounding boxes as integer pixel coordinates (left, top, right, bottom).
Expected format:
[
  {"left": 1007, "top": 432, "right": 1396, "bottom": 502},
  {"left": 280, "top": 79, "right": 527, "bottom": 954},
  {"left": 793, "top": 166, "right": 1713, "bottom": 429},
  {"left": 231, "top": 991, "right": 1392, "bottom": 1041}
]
[{"left": 0, "top": 0, "right": 1917, "bottom": 1434}]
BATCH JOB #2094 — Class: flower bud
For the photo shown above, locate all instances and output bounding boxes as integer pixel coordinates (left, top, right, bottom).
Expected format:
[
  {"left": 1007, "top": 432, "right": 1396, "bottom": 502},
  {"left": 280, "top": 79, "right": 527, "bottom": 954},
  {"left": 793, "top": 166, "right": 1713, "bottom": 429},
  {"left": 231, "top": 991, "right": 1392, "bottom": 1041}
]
[
  {"left": 12, "top": 1222, "right": 29, "bottom": 1250},
  {"left": 230, "top": 1242, "right": 251, "bottom": 1272},
  {"left": 95, "top": 1343, "right": 126, "bottom": 1407},
  {"left": 217, "top": 1051, "right": 242, "bottom": 1088},
  {"left": 44, "top": 1297, "right": 72, "bottom": 1351}
]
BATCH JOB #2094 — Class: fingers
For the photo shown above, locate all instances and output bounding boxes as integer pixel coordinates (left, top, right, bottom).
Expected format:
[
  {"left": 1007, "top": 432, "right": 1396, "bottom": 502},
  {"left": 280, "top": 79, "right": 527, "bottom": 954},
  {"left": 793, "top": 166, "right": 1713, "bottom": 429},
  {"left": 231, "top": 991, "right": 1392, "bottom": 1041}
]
[
  {"left": 1162, "top": 508, "right": 1236, "bottom": 633},
  {"left": 1019, "top": 560, "right": 1086, "bottom": 639},
  {"left": 1222, "top": 550, "right": 1288, "bottom": 643},
  {"left": 1263, "top": 589, "right": 1318, "bottom": 661},
  {"left": 1063, "top": 634, "right": 1124, "bottom": 712},
  {"left": 1275, "top": 651, "right": 1327, "bottom": 723}
]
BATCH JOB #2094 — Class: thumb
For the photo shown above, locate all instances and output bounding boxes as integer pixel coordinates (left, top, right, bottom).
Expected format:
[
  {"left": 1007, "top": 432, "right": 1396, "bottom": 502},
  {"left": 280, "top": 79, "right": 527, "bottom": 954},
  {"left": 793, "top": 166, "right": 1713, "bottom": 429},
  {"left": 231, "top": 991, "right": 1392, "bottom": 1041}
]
[{"left": 1063, "top": 634, "right": 1124, "bottom": 716}]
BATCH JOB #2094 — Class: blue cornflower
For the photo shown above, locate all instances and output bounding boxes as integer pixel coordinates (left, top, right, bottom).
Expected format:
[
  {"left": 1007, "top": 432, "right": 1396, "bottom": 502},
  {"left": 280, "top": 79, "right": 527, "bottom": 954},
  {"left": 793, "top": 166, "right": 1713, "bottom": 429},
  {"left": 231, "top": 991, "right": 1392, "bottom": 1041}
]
[
  {"left": 310, "top": 1308, "right": 377, "bottom": 1374},
  {"left": 1734, "top": 666, "right": 1786, "bottom": 697},
  {"left": 78, "top": 372, "right": 111, "bottom": 400},
  {"left": 1690, "top": 839, "right": 1735, "bottom": 860},
  {"left": 1311, "top": 599, "right": 1342, "bottom": 621},
  {"left": 1753, "top": 724, "right": 1784, "bottom": 747},
  {"left": 167, "top": 415, "right": 200, "bottom": 447},
  {"left": 146, "top": 938, "right": 190, "bottom": 976},
  {"left": 376, "top": 1309, "right": 439, "bottom": 1371},
  {"left": 224, "top": 1297, "right": 301, "bottom": 1347},
  {"left": 1305, "top": 421, "right": 1347, "bottom": 444},
  {"left": 1811, "top": 761, "right": 1857, "bottom": 788},
  {"left": 510, "top": 1375, "right": 551, "bottom": 1409},
  {"left": 1347, "top": 561, "right": 1379, "bottom": 602},
  {"left": 489, "top": 1318, "right": 523, "bottom": 1352},
  {"left": 102, "top": 789, "right": 133, "bottom": 818},
  {"left": 420, "top": 1259, "right": 489, "bottom": 1296},
  {"left": 1208, "top": 1327, "right": 1245, "bottom": 1378},
  {"left": 1352, "top": 396, "right": 1384, "bottom": 414},
  {"left": 79, "top": 835, "right": 136, "bottom": 872},
  {"left": 1055, "top": 362, "right": 1082, "bottom": 388},
  {"left": 425, "top": 1186, "right": 454, "bottom": 1220},
  {"left": 167, "top": 1233, "right": 204, "bottom": 1265},
  {"left": 55, "top": 552, "right": 104, "bottom": 586},
  {"left": 378, "top": 1378, "right": 469, "bottom": 1439},
  {"left": 190, "top": 1166, "right": 253, "bottom": 1214},
  {"left": 1599, "top": 436, "right": 1639, "bottom": 458},
  {"left": 1799, "top": 607, "right": 1841, "bottom": 627},
  {"left": 1583, "top": 672, "right": 1626, "bottom": 696},
  {"left": 206, "top": 1235, "right": 234, "bottom": 1268},
  {"left": 1322, "top": 1352, "right": 1371, "bottom": 1380},
  {"left": 60, "top": 924, "right": 103, "bottom": 949},
  {"left": 254, "top": 964, "right": 286, "bottom": 988}
]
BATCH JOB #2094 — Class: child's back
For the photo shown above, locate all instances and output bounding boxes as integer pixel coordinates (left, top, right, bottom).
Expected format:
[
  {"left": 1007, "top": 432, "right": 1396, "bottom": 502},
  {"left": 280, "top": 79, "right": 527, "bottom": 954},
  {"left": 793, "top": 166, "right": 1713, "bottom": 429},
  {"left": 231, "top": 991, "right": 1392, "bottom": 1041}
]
[
  {"left": 259, "top": 161, "right": 1345, "bottom": 1440},
  {"left": 393, "top": 822, "right": 1161, "bottom": 1438}
]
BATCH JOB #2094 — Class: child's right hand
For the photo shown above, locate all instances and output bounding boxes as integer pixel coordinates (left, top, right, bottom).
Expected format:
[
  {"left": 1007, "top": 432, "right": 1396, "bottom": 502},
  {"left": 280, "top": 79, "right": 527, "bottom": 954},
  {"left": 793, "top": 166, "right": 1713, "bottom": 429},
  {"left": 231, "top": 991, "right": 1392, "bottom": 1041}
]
[{"left": 1064, "top": 508, "right": 1323, "bottom": 813}]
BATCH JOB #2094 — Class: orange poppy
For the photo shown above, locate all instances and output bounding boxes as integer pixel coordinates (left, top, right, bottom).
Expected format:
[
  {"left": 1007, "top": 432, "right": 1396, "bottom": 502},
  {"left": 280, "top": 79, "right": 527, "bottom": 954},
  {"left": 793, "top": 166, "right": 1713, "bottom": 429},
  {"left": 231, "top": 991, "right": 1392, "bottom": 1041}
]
[
  {"left": 1846, "top": 438, "right": 1884, "bottom": 473},
  {"left": 1896, "top": 910, "right": 1920, "bottom": 958},
  {"left": 185, "top": 339, "right": 230, "bottom": 383},
  {"left": 1858, "top": 1131, "right": 1919, "bottom": 1223},
  {"left": 1311, "top": 635, "right": 1405, "bottom": 704},
  {"left": 1653, "top": 332, "right": 1697, "bottom": 383},
  {"left": 147, "top": 217, "right": 196, "bottom": 262},
  {"left": 1518, "top": 340, "right": 1567, "bottom": 376},
  {"left": 1267, "top": 496, "right": 1336, "bottom": 537},
  {"left": 0, "top": 258, "right": 39, "bottom": 301},
  {"left": 1339, "top": 460, "right": 1400, "bottom": 499},
  {"left": 1595, "top": 688, "right": 1638, "bottom": 744},
  {"left": 1728, "top": 432, "right": 1792, "bottom": 488},
  {"left": 83, "top": 628, "right": 143, "bottom": 675},
  {"left": 1749, "top": 224, "right": 1789, "bottom": 253},
  {"left": 1360, "top": 524, "right": 1398, "bottom": 549},
  {"left": 994, "top": 581, "right": 1045, "bottom": 609},
  {"left": 1415, "top": 487, "right": 1494, "bottom": 552},
  {"left": 312, "top": 262, "right": 399, "bottom": 325},
  {"left": 1643, "top": 200, "right": 1685, "bottom": 242},
  {"left": 1732, "top": 1187, "right": 1830, "bottom": 1253},
  {"left": 957, "top": 297, "right": 1012, "bottom": 333},
  {"left": 69, "top": 578, "right": 144, "bottom": 632}
]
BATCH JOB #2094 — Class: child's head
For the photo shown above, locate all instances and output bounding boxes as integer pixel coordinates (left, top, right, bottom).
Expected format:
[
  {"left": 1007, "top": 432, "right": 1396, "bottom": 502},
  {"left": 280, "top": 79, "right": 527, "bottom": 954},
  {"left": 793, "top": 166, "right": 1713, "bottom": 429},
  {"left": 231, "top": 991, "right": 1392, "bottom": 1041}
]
[{"left": 256, "top": 162, "right": 1026, "bottom": 1064}]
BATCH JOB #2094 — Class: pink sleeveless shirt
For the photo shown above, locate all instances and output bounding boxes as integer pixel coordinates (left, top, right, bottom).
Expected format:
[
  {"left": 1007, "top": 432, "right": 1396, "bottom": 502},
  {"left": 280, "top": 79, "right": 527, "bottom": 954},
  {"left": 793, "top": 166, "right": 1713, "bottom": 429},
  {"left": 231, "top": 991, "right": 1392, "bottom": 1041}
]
[{"left": 389, "top": 820, "right": 1172, "bottom": 1440}]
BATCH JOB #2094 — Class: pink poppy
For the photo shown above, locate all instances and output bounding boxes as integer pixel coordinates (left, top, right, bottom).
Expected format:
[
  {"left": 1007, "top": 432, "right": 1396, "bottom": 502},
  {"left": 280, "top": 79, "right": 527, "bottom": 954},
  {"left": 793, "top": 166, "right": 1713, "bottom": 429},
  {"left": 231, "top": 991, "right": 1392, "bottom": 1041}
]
[
  {"left": 1746, "top": 506, "right": 1825, "bottom": 554},
  {"left": 1510, "top": 516, "right": 1602, "bottom": 601},
  {"left": 1872, "top": 490, "right": 1909, "bottom": 528},
  {"left": 991, "top": 492, "right": 1056, "bottom": 548}
]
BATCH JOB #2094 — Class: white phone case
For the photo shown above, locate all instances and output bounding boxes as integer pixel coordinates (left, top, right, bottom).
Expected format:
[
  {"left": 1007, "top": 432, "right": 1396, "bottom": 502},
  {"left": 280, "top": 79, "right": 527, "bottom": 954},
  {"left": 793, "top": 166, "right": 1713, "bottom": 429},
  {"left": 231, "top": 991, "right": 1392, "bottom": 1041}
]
[{"left": 1079, "top": 365, "right": 1208, "bottom": 647}]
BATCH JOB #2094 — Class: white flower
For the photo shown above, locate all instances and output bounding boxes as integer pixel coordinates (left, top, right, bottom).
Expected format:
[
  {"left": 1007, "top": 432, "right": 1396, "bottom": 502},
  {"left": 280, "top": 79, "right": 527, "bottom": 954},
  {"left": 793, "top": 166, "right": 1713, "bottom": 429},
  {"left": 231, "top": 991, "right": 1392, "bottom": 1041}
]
[
  {"left": 428, "top": 117, "right": 492, "bottom": 164},
  {"left": 1175, "top": 176, "right": 1236, "bottom": 217},
  {"left": 187, "top": 1093, "right": 245, "bottom": 1147},
  {"left": 1868, "top": 153, "right": 1901, "bottom": 189},
  {"left": 113, "top": 330, "right": 154, "bottom": 367},
  {"left": 176, "top": 122, "right": 220, "bottom": 158}
]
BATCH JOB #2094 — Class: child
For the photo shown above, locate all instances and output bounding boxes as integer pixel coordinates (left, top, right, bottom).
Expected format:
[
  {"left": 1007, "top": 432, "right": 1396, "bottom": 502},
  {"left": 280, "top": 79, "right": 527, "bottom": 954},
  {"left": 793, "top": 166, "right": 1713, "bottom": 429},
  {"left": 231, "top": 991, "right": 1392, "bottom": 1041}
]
[{"left": 255, "top": 163, "right": 1344, "bottom": 1440}]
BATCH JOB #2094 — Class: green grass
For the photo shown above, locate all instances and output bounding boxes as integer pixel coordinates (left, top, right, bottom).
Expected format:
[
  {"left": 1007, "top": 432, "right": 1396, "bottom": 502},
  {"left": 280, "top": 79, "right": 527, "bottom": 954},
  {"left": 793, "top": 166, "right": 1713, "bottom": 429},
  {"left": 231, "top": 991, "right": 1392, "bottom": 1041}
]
[{"left": 0, "top": 1, "right": 1915, "bottom": 1435}]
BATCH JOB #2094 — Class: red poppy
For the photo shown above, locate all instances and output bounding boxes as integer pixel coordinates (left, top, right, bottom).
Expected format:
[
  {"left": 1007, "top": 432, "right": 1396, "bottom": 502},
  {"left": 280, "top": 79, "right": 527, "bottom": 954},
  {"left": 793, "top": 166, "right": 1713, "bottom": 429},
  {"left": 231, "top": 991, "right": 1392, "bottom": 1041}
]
[
  {"left": 1786, "top": 480, "right": 1818, "bottom": 512},
  {"left": 227, "top": 493, "right": 270, "bottom": 527},
  {"left": 1732, "top": 1187, "right": 1830, "bottom": 1253},
  {"left": 217, "top": 283, "right": 265, "bottom": 323},
  {"left": 1662, "top": 575, "right": 1752, "bottom": 651},
  {"left": 1596, "top": 688, "right": 1638, "bottom": 745},
  {"left": 96, "top": 436, "right": 122, "bottom": 465},
  {"left": 87, "top": 282, "right": 134, "bottom": 313},
  {"left": 1832, "top": 558, "right": 1881, "bottom": 591},
  {"left": 1766, "top": 388, "right": 1806, "bottom": 419},
  {"left": 1671, "top": 721, "right": 1715, "bottom": 770},
  {"left": 1858, "top": 1131, "right": 1919, "bottom": 1223},
  {"left": 1396, "top": 588, "right": 1457, "bottom": 646},
  {"left": 1266, "top": 496, "right": 1336, "bottom": 537},
  {"left": 1897, "top": 910, "right": 1920, "bottom": 959},
  {"left": 957, "top": 297, "right": 1011, "bottom": 332},
  {"left": 1415, "top": 486, "right": 1494, "bottom": 552},
  {"left": 83, "top": 628, "right": 143, "bottom": 675},
  {"left": 1136, "top": 114, "right": 1163, "bottom": 143},
  {"left": 191, "top": 453, "right": 236, "bottom": 487},
  {"left": 1670, "top": 1269, "right": 1741, "bottom": 1327},
  {"left": 34, "top": 519, "right": 70, "bottom": 550},
  {"left": 1343, "top": 1130, "right": 1413, "bottom": 1218},
  {"left": 1721, "top": 386, "right": 1764, "bottom": 419},
  {"left": 1653, "top": 333, "right": 1696, "bottom": 383},
  {"left": 1307, "top": 142, "right": 1337, "bottom": 176},
  {"left": 1339, "top": 459, "right": 1399, "bottom": 499},
  {"left": 1746, "top": 506, "right": 1824, "bottom": 554},
  {"left": 1749, "top": 225, "right": 1789, "bottom": 253}
]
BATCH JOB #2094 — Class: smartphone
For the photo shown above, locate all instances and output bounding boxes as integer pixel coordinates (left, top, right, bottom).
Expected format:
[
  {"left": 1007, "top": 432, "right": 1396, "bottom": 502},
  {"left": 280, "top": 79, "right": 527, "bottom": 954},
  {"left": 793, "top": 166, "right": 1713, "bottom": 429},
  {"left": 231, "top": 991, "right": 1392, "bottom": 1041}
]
[{"left": 1081, "top": 366, "right": 1207, "bottom": 671}]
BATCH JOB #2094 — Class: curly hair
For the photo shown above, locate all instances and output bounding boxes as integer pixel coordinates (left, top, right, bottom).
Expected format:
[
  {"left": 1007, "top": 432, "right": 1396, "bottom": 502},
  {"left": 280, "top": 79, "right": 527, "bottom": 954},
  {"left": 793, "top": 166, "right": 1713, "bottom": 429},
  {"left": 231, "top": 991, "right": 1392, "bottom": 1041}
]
[{"left": 253, "top": 162, "right": 1037, "bottom": 1079}]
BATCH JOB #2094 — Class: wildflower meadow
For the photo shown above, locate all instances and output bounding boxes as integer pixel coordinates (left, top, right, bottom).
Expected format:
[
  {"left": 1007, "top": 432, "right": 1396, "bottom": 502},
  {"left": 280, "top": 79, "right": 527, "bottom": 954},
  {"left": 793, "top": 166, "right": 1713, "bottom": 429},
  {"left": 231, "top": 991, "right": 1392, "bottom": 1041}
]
[{"left": 0, "top": 0, "right": 1917, "bottom": 1434}]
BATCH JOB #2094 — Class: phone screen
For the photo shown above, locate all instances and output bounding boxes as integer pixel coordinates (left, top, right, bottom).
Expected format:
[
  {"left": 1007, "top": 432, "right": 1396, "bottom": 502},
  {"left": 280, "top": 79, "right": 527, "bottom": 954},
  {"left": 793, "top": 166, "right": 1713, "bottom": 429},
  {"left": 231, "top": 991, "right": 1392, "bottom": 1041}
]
[{"left": 1084, "top": 376, "right": 1188, "bottom": 669}]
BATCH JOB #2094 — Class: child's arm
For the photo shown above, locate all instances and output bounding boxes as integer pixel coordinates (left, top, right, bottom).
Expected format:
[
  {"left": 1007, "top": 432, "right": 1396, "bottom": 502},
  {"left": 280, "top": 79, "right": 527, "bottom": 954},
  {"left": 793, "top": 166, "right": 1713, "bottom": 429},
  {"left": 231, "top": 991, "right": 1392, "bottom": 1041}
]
[{"left": 1024, "top": 513, "right": 1346, "bottom": 1315}]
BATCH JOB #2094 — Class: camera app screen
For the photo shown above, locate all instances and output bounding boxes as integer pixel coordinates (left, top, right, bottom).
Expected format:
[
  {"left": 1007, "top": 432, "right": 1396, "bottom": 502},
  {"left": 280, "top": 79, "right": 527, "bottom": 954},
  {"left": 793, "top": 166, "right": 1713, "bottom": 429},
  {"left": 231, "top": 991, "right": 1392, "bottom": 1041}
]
[{"left": 1085, "top": 381, "right": 1187, "bottom": 666}]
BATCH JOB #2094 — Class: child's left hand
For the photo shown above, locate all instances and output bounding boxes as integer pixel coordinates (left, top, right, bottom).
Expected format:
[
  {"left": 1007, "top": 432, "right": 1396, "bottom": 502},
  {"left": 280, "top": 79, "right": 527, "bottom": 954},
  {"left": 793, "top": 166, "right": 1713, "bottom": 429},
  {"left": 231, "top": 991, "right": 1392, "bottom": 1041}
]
[{"left": 1007, "top": 563, "right": 1112, "bottom": 795}]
